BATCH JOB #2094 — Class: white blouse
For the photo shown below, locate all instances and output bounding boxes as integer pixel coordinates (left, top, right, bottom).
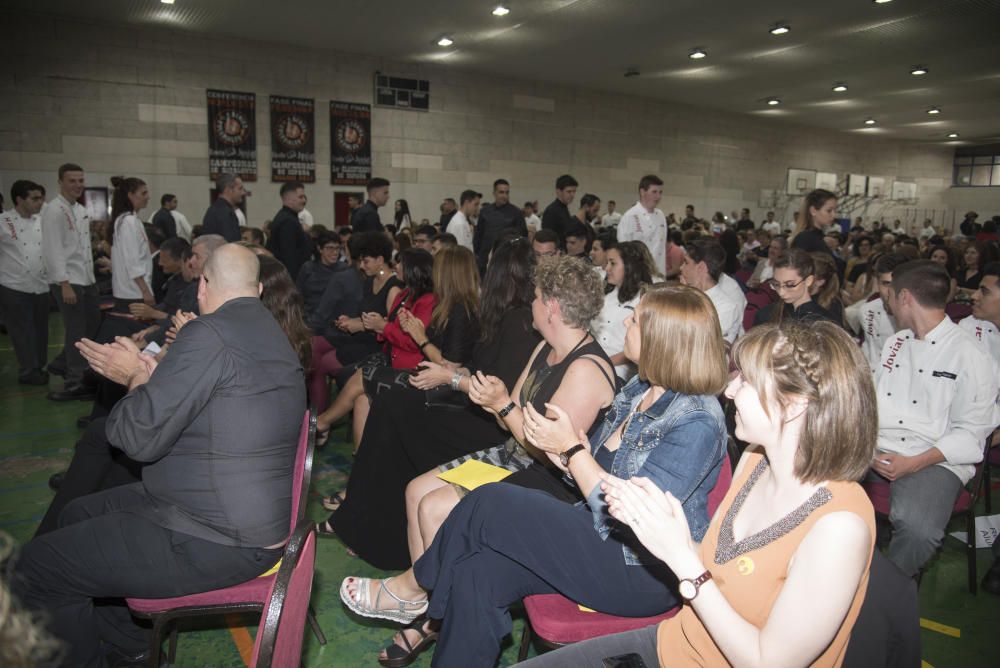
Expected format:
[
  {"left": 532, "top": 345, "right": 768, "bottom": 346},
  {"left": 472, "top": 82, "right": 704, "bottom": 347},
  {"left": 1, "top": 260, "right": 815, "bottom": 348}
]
[{"left": 592, "top": 287, "right": 639, "bottom": 381}]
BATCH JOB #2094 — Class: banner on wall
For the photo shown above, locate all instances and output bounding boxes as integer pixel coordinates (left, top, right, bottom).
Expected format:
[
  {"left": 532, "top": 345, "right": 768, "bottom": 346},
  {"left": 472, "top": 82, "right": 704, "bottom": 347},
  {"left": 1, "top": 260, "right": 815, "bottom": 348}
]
[
  {"left": 207, "top": 89, "right": 257, "bottom": 182},
  {"left": 270, "top": 95, "right": 315, "bottom": 183},
  {"left": 329, "top": 100, "right": 372, "bottom": 186}
]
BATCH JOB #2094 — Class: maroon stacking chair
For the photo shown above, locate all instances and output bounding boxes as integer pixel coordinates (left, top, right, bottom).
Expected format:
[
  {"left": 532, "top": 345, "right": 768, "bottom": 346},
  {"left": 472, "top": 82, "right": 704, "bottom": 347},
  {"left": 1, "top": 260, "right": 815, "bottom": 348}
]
[
  {"left": 945, "top": 301, "right": 973, "bottom": 323},
  {"left": 983, "top": 441, "right": 1000, "bottom": 513},
  {"left": 251, "top": 521, "right": 318, "bottom": 668},
  {"left": 517, "top": 451, "right": 734, "bottom": 661},
  {"left": 127, "top": 410, "right": 326, "bottom": 666},
  {"left": 742, "top": 284, "right": 778, "bottom": 332},
  {"left": 862, "top": 435, "right": 992, "bottom": 594}
]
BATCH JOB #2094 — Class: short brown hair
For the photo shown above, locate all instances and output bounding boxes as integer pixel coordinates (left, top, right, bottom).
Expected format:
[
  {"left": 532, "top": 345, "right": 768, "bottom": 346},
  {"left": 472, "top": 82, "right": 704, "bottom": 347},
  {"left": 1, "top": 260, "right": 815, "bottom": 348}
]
[
  {"left": 58, "top": 163, "right": 83, "bottom": 180},
  {"left": 534, "top": 255, "right": 604, "bottom": 330},
  {"left": 637, "top": 285, "right": 728, "bottom": 395},
  {"left": 891, "top": 259, "right": 950, "bottom": 309},
  {"left": 732, "top": 321, "right": 877, "bottom": 483}
]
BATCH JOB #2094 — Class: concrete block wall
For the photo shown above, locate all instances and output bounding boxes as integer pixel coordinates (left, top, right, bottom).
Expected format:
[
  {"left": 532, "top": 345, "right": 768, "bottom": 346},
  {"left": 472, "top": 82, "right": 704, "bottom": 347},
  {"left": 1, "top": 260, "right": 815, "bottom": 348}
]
[{"left": 0, "top": 9, "right": 992, "bottom": 235}]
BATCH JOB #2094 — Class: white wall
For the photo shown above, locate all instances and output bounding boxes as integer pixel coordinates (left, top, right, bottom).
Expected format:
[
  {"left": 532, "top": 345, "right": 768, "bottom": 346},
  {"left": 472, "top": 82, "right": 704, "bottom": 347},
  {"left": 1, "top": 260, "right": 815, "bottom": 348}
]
[{"left": 0, "top": 10, "right": 992, "bottom": 234}]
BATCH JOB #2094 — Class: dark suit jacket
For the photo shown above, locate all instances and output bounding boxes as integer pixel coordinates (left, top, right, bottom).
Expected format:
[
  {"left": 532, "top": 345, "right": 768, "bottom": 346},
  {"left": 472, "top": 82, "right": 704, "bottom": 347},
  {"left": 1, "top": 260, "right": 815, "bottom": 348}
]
[
  {"left": 351, "top": 200, "right": 383, "bottom": 233},
  {"left": 266, "top": 206, "right": 311, "bottom": 279},
  {"left": 106, "top": 297, "right": 306, "bottom": 547},
  {"left": 202, "top": 198, "right": 241, "bottom": 242},
  {"left": 542, "top": 199, "right": 573, "bottom": 244},
  {"left": 151, "top": 208, "right": 177, "bottom": 240},
  {"left": 473, "top": 202, "right": 527, "bottom": 270}
]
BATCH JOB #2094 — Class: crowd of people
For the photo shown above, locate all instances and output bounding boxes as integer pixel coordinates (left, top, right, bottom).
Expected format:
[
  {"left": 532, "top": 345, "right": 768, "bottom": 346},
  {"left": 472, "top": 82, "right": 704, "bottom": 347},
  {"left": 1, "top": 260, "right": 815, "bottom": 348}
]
[{"left": 1, "top": 162, "right": 999, "bottom": 667}]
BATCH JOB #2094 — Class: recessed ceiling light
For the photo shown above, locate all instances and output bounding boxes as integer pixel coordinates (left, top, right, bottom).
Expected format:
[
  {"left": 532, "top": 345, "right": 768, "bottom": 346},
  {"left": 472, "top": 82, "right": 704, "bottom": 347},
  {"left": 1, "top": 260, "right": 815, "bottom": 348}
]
[
  {"left": 947, "top": 132, "right": 959, "bottom": 139},
  {"left": 873, "top": 0, "right": 893, "bottom": 4},
  {"left": 160, "top": 0, "right": 175, "bottom": 4},
  {"left": 491, "top": 4, "right": 510, "bottom": 16},
  {"left": 769, "top": 24, "right": 790, "bottom": 35},
  {"left": 865, "top": 118, "right": 876, "bottom": 125},
  {"left": 689, "top": 48, "right": 707, "bottom": 59},
  {"left": 832, "top": 83, "right": 848, "bottom": 92},
  {"left": 766, "top": 97, "right": 781, "bottom": 106},
  {"left": 910, "top": 65, "right": 928, "bottom": 76},
  {"left": 437, "top": 36, "right": 454, "bottom": 47},
  {"left": 927, "top": 107, "right": 941, "bottom": 115}
]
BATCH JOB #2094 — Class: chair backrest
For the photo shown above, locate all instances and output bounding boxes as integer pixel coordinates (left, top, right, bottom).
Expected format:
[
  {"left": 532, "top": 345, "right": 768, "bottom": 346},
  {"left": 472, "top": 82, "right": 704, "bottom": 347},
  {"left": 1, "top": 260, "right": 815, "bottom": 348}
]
[
  {"left": 252, "top": 522, "right": 317, "bottom": 668},
  {"left": 289, "top": 410, "right": 316, "bottom": 531},
  {"left": 708, "top": 449, "right": 733, "bottom": 517}
]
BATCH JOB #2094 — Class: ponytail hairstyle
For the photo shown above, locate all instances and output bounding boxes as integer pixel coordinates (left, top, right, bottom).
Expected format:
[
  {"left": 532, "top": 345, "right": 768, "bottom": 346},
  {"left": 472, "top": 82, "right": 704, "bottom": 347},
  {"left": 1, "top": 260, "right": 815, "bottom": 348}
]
[
  {"left": 791, "top": 188, "right": 837, "bottom": 242},
  {"left": 109, "top": 176, "right": 146, "bottom": 224}
]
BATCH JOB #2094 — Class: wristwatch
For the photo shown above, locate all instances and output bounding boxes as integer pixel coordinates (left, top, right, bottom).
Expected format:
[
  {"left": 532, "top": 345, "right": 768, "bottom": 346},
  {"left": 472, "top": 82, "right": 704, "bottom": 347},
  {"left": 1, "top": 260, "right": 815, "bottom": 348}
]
[
  {"left": 559, "top": 443, "right": 586, "bottom": 467},
  {"left": 678, "top": 570, "right": 713, "bottom": 602},
  {"left": 497, "top": 401, "right": 517, "bottom": 418}
]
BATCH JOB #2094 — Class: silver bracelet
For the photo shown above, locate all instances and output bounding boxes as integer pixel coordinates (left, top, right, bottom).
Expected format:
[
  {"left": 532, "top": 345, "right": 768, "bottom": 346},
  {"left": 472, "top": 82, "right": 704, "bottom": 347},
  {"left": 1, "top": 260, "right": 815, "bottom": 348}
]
[{"left": 451, "top": 372, "right": 464, "bottom": 391}]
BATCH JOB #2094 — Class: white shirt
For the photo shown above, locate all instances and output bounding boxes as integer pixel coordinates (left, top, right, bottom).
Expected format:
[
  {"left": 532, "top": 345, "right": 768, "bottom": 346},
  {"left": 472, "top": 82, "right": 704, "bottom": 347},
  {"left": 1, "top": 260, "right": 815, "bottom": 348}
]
[
  {"left": 919, "top": 225, "right": 936, "bottom": 240},
  {"left": 298, "top": 208, "right": 314, "bottom": 229},
  {"left": 857, "top": 298, "right": 897, "bottom": 373},
  {"left": 236, "top": 208, "right": 247, "bottom": 227},
  {"left": 111, "top": 213, "right": 153, "bottom": 300},
  {"left": 171, "top": 210, "right": 192, "bottom": 242},
  {"left": 601, "top": 212, "right": 622, "bottom": 227},
  {"left": 705, "top": 281, "right": 745, "bottom": 344},
  {"left": 525, "top": 213, "right": 541, "bottom": 231},
  {"left": 617, "top": 202, "right": 667, "bottom": 275},
  {"left": 875, "top": 317, "right": 999, "bottom": 484},
  {"left": 0, "top": 210, "right": 48, "bottom": 293},
  {"left": 762, "top": 220, "right": 782, "bottom": 236},
  {"left": 592, "top": 287, "right": 639, "bottom": 381},
  {"left": 446, "top": 210, "right": 474, "bottom": 250},
  {"left": 40, "top": 194, "right": 93, "bottom": 286},
  {"left": 960, "top": 316, "right": 1000, "bottom": 366}
]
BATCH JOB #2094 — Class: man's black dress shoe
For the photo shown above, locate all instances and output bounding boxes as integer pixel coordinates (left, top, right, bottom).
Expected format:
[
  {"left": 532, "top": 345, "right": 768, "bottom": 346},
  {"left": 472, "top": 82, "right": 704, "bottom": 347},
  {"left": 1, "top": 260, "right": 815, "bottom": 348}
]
[
  {"left": 47, "top": 385, "right": 97, "bottom": 402},
  {"left": 46, "top": 363, "right": 67, "bottom": 377},
  {"left": 18, "top": 370, "right": 50, "bottom": 386}
]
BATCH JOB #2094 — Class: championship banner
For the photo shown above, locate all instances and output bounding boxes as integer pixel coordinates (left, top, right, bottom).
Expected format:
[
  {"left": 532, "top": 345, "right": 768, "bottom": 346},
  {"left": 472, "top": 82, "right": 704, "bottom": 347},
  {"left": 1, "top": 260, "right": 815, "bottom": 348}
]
[
  {"left": 270, "top": 95, "right": 315, "bottom": 183},
  {"left": 207, "top": 89, "right": 257, "bottom": 182},
  {"left": 329, "top": 101, "right": 372, "bottom": 186}
]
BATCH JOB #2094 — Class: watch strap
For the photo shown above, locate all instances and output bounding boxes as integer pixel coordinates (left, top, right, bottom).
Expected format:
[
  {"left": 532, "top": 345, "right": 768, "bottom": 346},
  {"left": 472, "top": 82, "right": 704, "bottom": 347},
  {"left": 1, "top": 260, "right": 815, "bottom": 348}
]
[
  {"left": 497, "top": 401, "right": 517, "bottom": 418},
  {"left": 560, "top": 443, "right": 586, "bottom": 465},
  {"left": 680, "top": 570, "right": 713, "bottom": 601}
]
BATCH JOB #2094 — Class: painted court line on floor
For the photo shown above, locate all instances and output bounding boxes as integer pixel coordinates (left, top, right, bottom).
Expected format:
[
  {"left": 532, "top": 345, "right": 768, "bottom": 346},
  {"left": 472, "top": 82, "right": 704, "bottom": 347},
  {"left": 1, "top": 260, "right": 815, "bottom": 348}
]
[
  {"left": 226, "top": 614, "right": 254, "bottom": 666},
  {"left": 920, "top": 617, "right": 961, "bottom": 638}
]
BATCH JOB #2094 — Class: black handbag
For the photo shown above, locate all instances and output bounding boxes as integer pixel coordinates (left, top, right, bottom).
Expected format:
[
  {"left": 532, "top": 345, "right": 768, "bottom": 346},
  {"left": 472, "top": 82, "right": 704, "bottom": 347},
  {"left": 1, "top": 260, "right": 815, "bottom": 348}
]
[{"left": 424, "top": 384, "right": 470, "bottom": 410}]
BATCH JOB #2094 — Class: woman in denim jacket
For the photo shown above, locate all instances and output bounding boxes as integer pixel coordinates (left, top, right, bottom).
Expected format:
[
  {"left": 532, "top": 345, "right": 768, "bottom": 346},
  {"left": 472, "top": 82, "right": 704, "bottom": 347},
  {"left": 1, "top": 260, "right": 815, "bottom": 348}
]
[{"left": 340, "top": 285, "right": 729, "bottom": 668}]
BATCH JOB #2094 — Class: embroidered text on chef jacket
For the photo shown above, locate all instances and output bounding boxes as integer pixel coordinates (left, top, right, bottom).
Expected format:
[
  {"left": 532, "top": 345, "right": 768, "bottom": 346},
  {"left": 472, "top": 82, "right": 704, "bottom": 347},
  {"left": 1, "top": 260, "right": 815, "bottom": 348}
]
[
  {"left": 0, "top": 209, "right": 48, "bottom": 294},
  {"left": 40, "top": 194, "right": 93, "bottom": 286},
  {"left": 860, "top": 297, "right": 898, "bottom": 373},
  {"left": 959, "top": 315, "right": 1000, "bottom": 367}
]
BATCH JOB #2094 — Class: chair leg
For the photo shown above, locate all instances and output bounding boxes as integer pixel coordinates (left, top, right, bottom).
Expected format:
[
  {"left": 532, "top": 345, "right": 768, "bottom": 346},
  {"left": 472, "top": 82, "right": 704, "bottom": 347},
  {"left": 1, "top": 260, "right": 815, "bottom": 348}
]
[
  {"left": 148, "top": 616, "right": 166, "bottom": 668},
  {"left": 517, "top": 620, "right": 533, "bottom": 662},
  {"left": 307, "top": 606, "right": 327, "bottom": 645},
  {"left": 985, "top": 462, "right": 993, "bottom": 514},
  {"left": 967, "top": 512, "right": 978, "bottom": 595},
  {"left": 167, "top": 626, "right": 178, "bottom": 664}
]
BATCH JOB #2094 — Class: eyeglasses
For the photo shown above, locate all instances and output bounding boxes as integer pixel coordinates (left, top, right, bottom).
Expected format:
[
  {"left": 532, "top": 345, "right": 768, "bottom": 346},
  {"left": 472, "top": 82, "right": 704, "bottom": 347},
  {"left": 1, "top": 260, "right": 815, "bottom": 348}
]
[{"left": 767, "top": 278, "right": 807, "bottom": 291}]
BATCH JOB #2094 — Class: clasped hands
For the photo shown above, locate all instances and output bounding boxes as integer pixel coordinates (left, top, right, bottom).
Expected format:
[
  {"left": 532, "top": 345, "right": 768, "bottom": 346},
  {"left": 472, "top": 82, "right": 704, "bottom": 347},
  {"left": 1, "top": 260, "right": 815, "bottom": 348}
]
[
  {"left": 871, "top": 451, "right": 919, "bottom": 481},
  {"left": 408, "top": 360, "right": 460, "bottom": 390},
  {"left": 76, "top": 336, "right": 157, "bottom": 387},
  {"left": 397, "top": 307, "right": 427, "bottom": 342}
]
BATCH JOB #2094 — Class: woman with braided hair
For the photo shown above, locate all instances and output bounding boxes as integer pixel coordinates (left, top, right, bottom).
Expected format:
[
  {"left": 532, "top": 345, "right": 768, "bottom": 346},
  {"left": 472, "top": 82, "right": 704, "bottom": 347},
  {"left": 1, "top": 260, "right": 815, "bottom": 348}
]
[{"left": 521, "top": 320, "right": 877, "bottom": 668}]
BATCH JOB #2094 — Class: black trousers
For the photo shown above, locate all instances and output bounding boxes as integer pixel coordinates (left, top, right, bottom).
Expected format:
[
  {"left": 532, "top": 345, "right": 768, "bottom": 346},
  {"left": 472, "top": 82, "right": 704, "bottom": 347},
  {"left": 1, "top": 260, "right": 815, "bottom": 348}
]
[
  {"left": 413, "top": 483, "right": 678, "bottom": 668},
  {"left": 34, "top": 417, "right": 141, "bottom": 537},
  {"left": 50, "top": 283, "right": 101, "bottom": 387},
  {"left": 13, "top": 484, "right": 282, "bottom": 668},
  {"left": 0, "top": 284, "right": 49, "bottom": 377}
]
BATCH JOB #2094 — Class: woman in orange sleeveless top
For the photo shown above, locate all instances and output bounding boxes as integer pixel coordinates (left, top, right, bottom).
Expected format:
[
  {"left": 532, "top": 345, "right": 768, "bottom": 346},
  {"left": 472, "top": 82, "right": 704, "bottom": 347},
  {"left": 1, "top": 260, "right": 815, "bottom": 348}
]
[{"left": 520, "top": 320, "right": 877, "bottom": 668}]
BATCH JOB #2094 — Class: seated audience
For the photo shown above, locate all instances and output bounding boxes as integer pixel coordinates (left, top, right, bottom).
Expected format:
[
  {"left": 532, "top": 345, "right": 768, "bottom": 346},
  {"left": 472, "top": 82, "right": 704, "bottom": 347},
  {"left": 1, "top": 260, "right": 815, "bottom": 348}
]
[
  {"left": 869, "top": 260, "right": 999, "bottom": 578},
  {"left": 593, "top": 241, "right": 651, "bottom": 380},
  {"left": 957, "top": 240, "right": 997, "bottom": 294},
  {"left": 753, "top": 249, "right": 840, "bottom": 326},
  {"left": 746, "top": 235, "right": 787, "bottom": 288},
  {"left": 926, "top": 244, "right": 958, "bottom": 302},
  {"left": 432, "top": 233, "right": 458, "bottom": 255},
  {"left": 307, "top": 232, "right": 401, "bottom": 412},
  {"left": 589, "top": 227, "right": 616, "bottom": 281},
  {"left": 565, "top": 222, "right": 593, "bottom": 261},
  {"left": 296, "top": 231, "right": 345, "bottom": 321},
  {"left": 521, "top": 319, "right": 877, "bottom": 668},
  {"left": 241, "top": 226, "right": 265, "bottom": 245},
  {"left": 319, "top": 238, "right": 540, "bottom": 567},
  {"left": 532, "top": 228, "right": 560, "bottom": 258},
  {"left": 314, "top": 248, "right": 436, "bottom": 451},
  {"left": 853, "top": 253, "right": 907, "bottom": 373},
  {"left": 810, "top": 252, "right": 844, "bottom": 326},
  {"left": 12, "top": 244, "right": 306, "bottom": 667},
  {"left": 127, "top": 237, "right": 191, "bottom": 322},
  {"left": 680, "top": 238, "right": 746, "bottom": 344},
  {"left": 343, "top": 284, "right": 728, "bottom": 667}
]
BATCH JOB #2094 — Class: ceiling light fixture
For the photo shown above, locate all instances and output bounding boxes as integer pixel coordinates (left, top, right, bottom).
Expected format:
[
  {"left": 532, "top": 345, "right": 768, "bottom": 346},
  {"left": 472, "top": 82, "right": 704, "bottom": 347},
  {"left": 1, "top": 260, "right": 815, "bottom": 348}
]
[
  {"left": 927, "top": 107, "right": 941, "bottom": 114},
  {"left": 873, "top": 0, "right": 893, "bottom": 4},
  {"left": 864, "top": 118, "right": 876, "bottom": 125},
  {"left": 688, "top": 48, "right": 707, "bottom": 59},
  {"left": 769, "top": 23, "right": 790, "bottom": 35},
  {"left": 492, "top": 4, "right": 510, "bottom": 16},
  {"left": 910, "top": 65, "right": 928, "bottom": 76},
  {"left": 766, "top": 97, "right": 781, "bottom": 106},
  {"left": 832, "top": 83, "right": 848, "bottom": 92},
  {"left": 947, "top": 133, "right": 959, "bottom": 139},
  {"left": 160, "top": 0, "right": 175, "bottom": 4},
  {"left": 437, "top": 36, "right": 454, "bottom": 47}
]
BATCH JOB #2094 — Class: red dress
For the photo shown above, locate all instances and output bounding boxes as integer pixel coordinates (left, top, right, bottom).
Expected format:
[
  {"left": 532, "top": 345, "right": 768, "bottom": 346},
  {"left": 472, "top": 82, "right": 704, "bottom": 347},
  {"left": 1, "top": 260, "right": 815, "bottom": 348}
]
[{"left": 379, "top": 289, "right": 436, "bottom": 368}]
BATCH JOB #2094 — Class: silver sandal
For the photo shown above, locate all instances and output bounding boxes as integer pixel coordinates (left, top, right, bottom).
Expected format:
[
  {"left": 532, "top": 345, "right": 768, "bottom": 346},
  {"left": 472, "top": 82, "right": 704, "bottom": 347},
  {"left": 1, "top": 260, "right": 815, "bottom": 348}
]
[{"left": 340, "top": 576, "right": 429, "bottom": 624}]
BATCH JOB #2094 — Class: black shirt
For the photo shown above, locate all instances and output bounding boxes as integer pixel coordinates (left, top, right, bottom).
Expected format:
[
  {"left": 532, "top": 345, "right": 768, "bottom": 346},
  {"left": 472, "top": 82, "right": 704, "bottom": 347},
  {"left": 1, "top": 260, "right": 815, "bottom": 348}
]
[
  {"left": 266, "top": 206, "right": 311, "bottom": 279},
  {"left": 296, "top": 260, "right": 343, "bottom": 323},
  {"left": 202, "top": 198, "right": 240, "bottom": 242},
  {"left": 151, "top": 208, "right": 177, "bottom": 240},
  {"left": 473, "top": 202, "right": 527, "bottom": 269},
  {"left": 439, "top": 210, "right": 456, "bottom": 227},
  {"left": 541, "top": 199, "right": 574, "bottom": 244},
  {"left": 753, "top": 299, "right": 841, "bottom": 328},
  {"left": 736, "top": 218, "right": 756, "bottom": 232},
  {"left": 351, "top": 200, "right": 383, "bottom": 233}
]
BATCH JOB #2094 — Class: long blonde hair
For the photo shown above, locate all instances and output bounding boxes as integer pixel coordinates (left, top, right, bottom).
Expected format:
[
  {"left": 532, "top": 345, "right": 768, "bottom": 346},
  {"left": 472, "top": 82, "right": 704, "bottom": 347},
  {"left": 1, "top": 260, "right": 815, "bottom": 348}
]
[
  {"left": 790, "top": 189, "right": 837, "bottom": 243},
  {"left": 430, "top": 245, "right": 479, "bottom": 331}
]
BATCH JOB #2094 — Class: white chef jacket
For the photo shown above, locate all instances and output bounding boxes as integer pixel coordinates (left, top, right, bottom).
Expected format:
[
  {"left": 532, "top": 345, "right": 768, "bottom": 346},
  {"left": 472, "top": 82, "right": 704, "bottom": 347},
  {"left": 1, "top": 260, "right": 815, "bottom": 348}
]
[
  {"left": 859, "top": 298, "right": 898, "bottom": 373},
  {"left": 617, "top": 203, "right": 667, "bottom": 275},
  {"left": 601, "top": 212, "right": 622, "bottom": 228},
  {"left": 705, "top": 282, "right": 745, "bottom": 344},
  {"left": 592, "top": 287, "right": 639, "bottom": 381},
  {"left": 960, "top": 316, "right": 1000, "bottom": 366},
  {"left": 111, "top": 213, "right": 153, "bottom": 299},
  {"left": 0, "top": 210, "right": 48, "bottom": 293},
  {"left": 40, "top": 194, "right": 93, "bottom": 286},
  {"left": 171, "top": 210, "right": 192, "bottom": 242},
  {"left": 446, "top": 210, "right": 474, "bottom": 250},
  {"left": 875, "top": 317, "right": 999, "bottom": 484}
]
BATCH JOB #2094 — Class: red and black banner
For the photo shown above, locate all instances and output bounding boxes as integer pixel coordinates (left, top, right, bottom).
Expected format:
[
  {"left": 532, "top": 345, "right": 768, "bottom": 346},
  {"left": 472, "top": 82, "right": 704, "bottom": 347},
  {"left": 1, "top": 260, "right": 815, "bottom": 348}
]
[
  {"left": 270, "top": 95, "right": 315, "bottom": 183},
  {"left": 207, "top": 89, "right": 257, "bottom": 182},
  {"left": 329, "top": 101, "right": 372, "bottom": 186}
]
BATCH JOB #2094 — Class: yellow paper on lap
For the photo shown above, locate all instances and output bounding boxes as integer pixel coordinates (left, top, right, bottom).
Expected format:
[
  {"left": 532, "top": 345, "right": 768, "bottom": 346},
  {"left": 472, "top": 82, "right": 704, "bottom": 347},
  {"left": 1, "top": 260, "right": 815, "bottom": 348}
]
[
  {"left": 258, "top": 558, "right": 282, "bottom": 577},
  {"left": 577, "top": 605, "right": 596, "bottom": 613},
  {"left": 436, "top": 460, "right": 513, "bottom": 491}
]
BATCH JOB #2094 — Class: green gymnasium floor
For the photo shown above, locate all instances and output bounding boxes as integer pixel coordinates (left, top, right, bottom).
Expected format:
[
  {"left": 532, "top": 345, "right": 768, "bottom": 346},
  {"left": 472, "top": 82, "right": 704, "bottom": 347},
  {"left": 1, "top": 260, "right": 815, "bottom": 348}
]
[{"left": 0, "top": 316, "right": 996, "bottom": 667}]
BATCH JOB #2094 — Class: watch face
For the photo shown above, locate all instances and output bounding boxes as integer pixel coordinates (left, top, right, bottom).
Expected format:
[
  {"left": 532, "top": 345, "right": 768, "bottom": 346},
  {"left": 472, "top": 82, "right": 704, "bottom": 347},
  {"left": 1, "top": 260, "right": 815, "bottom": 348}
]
[{"left": 678, "top": 579, "right": 696, "bottom": 600}]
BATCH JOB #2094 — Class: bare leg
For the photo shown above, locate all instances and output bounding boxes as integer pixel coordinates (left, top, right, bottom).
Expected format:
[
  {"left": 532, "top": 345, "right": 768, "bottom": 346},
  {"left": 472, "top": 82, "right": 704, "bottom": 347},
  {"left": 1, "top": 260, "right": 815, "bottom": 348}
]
[
  {"left": 316, "top": 370, "right": 364, "bottom": 432},
  {"left": 405, "top": 470, "right": 452, "bottom": 563},
  {"left": 343, "top": 569, "right": 425, "bottom": 610},
  {"left": 350, "top": 394, "right": 370, "bottom": 454},
  {"left": 418, "top": 485, "right": 462, "bottom": 553}
]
